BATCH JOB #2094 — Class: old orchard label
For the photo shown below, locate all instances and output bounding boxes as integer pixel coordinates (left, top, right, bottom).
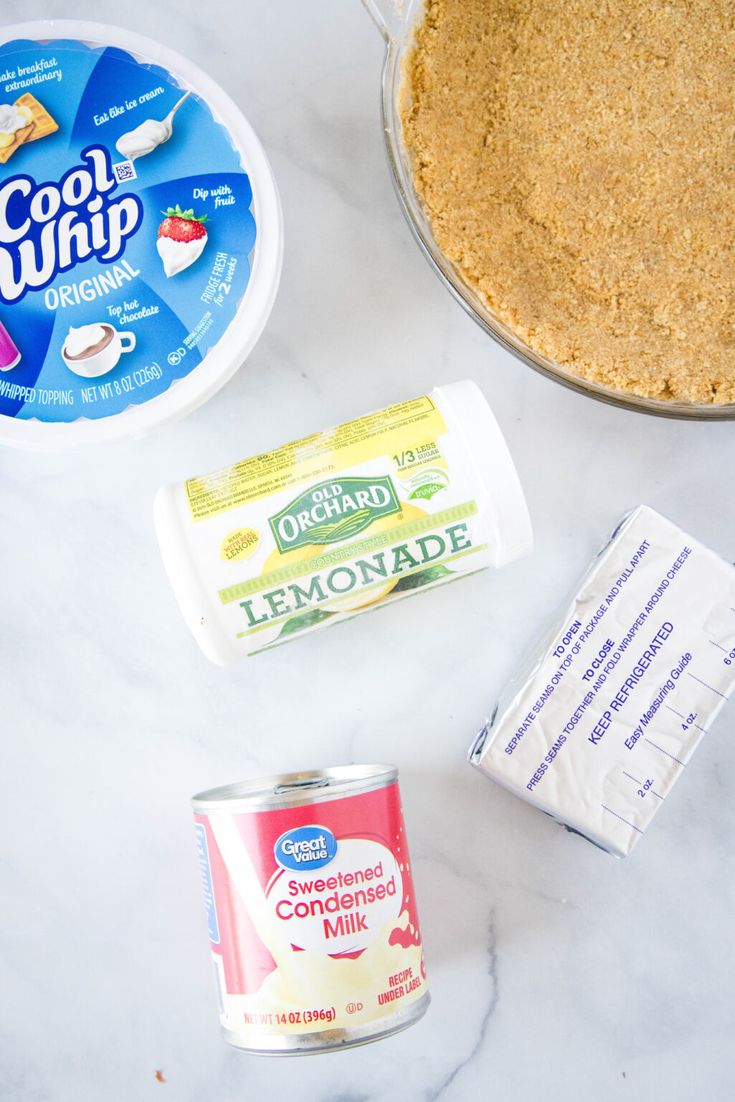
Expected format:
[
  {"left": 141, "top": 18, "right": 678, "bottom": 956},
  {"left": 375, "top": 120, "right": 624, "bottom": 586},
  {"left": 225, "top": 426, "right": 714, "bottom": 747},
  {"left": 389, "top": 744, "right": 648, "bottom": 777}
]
[{"left": 268, "top": 477, "right": 401, "bottom": 551}]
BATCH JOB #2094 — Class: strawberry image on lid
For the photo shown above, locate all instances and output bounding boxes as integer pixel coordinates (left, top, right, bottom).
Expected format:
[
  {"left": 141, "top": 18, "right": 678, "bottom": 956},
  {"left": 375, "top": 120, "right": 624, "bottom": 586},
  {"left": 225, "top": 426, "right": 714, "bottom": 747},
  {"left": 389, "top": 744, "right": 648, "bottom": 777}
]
[{"left": 157, "top": 205, "right": 209, "bottom": 278}]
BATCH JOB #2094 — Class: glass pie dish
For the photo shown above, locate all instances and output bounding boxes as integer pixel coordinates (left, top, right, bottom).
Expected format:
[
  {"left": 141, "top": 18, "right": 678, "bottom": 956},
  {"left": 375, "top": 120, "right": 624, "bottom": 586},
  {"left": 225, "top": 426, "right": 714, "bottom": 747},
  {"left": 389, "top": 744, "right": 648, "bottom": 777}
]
[{"left": 362, "top": 0, "right": 735, "bottom": 420}]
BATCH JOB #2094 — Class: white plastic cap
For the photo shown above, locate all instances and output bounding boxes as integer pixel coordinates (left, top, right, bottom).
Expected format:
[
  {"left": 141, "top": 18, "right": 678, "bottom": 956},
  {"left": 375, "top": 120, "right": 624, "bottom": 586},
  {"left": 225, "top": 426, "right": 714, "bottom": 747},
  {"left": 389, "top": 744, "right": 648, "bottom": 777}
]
[{"left": 434, "top": 380, "right": 533, "bottom": 568}]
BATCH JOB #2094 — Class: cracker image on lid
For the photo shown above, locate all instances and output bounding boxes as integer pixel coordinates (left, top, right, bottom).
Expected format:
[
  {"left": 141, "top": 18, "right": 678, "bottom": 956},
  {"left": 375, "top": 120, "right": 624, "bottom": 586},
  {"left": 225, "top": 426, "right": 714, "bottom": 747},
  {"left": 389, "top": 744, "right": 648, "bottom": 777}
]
[
  {"left": 0, "top": 93, "right": 58, "bottom": 163},
  {"left": 115, "top": 90, "right": 190, "bottom": 162}
]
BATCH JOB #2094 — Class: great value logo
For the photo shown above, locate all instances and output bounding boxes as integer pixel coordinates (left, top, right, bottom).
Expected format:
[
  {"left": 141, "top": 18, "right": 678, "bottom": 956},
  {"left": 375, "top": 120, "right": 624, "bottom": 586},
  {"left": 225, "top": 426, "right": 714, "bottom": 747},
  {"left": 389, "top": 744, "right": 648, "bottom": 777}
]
[
  {"left": 0, "top": 145, "right": 143, "bottom": 305},
  {"left": 274, "top": 824, "right": 338, "bottom": 871},
  {"left": 269, "top": 477, "right": 401, "bottom": 552}
]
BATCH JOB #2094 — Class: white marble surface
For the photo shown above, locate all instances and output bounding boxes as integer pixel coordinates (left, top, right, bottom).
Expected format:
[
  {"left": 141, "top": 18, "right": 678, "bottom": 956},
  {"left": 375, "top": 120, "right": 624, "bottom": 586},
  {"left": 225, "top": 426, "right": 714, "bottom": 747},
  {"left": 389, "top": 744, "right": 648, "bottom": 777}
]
[{"left": 2, "top": 1, "right": 734, "bottom": 1099}]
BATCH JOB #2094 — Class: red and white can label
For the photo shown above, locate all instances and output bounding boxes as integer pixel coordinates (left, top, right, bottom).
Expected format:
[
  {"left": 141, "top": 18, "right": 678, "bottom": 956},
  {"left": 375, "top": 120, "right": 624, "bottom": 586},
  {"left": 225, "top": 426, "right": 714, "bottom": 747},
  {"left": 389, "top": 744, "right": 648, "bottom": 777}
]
[{"left": 194, "top": 782, "right": 427, "bottom": 1041}]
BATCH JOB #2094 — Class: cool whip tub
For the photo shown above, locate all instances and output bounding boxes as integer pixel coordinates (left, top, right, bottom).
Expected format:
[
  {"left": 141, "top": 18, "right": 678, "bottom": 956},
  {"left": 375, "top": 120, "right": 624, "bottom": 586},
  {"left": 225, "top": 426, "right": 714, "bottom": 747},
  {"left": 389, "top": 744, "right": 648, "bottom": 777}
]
[
  {"left": 470, "top": 506, "right": 735, "bottom": 856},
  {"left": 192, "top": 766, "right": 429, "bottom": 1054},
  {"left": 0, "top": 21, "right": 282, "bottom": 448},
  {"left": 155, "top": 380, "right": 533, "bottom": 663}
]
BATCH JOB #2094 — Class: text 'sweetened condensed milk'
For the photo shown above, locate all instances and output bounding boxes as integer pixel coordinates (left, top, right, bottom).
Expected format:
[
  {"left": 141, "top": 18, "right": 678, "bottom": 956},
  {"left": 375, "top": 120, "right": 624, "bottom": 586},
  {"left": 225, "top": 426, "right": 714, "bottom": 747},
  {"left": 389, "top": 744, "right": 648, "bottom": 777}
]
[
  {"left": 155, "top": 380, "right": 533, "bottom": 663},
  {"left": 192, "top": 766, "right": 429, "bottom": 1054}
]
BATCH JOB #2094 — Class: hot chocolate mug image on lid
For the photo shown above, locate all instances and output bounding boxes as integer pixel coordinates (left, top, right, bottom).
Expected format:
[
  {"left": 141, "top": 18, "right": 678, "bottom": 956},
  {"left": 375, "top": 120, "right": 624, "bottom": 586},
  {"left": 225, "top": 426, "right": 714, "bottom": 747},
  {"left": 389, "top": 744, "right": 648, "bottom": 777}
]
[
  {"left": 61, "top": 322, "right": 136, "bottom": 379},
  {"left": 0, "top": 20, "right": 283, "bottom": 449}
]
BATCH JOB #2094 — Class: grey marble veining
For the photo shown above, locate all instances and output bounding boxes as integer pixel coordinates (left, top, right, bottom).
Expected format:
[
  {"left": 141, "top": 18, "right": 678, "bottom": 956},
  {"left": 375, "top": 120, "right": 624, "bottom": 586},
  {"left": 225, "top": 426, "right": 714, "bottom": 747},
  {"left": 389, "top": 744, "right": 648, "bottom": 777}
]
[{"left": 1, "top": 2, "right": 734, "bottom": 1100}]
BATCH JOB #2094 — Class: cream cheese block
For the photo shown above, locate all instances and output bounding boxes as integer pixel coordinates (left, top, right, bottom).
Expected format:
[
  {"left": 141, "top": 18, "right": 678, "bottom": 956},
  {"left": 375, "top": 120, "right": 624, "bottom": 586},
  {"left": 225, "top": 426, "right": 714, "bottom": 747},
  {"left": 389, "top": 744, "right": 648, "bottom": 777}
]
[{"left": 470, "top": 505, "right": 735, "bottom": 856}]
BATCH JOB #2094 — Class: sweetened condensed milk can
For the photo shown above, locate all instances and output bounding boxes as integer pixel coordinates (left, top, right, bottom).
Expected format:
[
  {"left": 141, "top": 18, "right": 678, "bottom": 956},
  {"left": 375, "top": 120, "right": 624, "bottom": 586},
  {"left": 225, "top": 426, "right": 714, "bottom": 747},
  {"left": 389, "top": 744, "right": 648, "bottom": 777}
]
[{"left": 192, "top": 765, "right": 429, "bottom": 1054}]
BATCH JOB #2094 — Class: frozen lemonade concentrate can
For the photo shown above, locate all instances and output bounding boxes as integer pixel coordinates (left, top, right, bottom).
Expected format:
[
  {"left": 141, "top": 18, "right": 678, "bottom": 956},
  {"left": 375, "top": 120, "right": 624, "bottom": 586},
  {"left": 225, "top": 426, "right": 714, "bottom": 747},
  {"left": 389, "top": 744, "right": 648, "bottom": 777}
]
[
  {"left": 156, "top": 380, "right": 532, "bottom": 663},
  {"left": 192, "top": 766, "right": 429, "bottom": 1054}
]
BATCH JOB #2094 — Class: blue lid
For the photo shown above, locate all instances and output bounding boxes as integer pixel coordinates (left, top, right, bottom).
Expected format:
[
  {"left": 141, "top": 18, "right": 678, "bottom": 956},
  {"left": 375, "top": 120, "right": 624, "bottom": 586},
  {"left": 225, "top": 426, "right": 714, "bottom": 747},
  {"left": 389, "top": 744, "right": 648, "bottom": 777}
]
[{"left": 0, "top": 22, "right": 282, "bottom": 447}]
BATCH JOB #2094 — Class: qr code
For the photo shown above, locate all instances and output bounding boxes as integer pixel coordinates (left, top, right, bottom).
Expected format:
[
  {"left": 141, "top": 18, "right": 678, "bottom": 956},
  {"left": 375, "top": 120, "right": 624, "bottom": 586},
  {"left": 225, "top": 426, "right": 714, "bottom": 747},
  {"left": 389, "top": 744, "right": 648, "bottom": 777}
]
[{"left": 112, "top": 160, "right": 137, "bottom": 183}]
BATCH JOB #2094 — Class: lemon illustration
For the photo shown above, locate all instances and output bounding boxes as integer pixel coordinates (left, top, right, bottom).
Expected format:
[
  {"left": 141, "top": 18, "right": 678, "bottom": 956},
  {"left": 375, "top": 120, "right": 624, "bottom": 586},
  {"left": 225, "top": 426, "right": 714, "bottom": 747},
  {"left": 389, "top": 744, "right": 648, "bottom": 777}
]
[{"left": 262, "top": 501, "right": 427, "bottom": 614}]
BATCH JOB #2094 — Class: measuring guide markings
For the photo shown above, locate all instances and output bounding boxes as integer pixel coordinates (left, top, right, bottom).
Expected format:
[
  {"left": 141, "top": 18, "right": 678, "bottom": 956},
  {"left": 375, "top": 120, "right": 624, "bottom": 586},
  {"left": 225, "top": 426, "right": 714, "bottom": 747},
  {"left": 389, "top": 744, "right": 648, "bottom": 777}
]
[{"left": 470, "top": 505, "right": 735, "bottom": 857}]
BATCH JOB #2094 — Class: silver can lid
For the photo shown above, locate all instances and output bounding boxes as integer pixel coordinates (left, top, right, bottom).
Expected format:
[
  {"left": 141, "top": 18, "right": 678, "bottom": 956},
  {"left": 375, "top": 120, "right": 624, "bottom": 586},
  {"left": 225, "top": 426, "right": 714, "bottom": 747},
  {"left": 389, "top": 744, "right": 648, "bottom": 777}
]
[{"left": 192, "top": 764, "right": 398, "bottom": 813}]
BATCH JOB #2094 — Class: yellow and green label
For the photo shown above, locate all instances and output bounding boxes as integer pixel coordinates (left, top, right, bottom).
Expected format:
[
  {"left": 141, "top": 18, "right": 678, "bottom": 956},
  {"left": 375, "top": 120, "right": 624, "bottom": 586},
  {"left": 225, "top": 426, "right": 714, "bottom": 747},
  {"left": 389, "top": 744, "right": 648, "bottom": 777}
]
[{"left": 174, "top": 392, "right": 492, "bottom": 654}]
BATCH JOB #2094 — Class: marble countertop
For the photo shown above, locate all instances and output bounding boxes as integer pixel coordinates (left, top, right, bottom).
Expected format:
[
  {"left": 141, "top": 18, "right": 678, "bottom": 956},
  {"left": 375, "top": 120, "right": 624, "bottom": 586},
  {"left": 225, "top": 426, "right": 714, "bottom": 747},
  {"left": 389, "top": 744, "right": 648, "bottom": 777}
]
[{"left": 2, "top": 2, "right": 734, "bottom": 1100}]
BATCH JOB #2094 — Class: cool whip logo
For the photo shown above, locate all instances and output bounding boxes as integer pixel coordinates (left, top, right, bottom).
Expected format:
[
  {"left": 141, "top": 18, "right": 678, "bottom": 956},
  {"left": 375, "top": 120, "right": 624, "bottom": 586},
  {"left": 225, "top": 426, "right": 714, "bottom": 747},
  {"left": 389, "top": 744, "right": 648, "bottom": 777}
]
[
  {"left": 269, "top": 477, "right": 401, "bottom": 552},
  {"left": 0, "top": 145, "right": 143, "bottom": 305},
  {"left": 274, "top": 825, "right": 338, "bottom": 871}
]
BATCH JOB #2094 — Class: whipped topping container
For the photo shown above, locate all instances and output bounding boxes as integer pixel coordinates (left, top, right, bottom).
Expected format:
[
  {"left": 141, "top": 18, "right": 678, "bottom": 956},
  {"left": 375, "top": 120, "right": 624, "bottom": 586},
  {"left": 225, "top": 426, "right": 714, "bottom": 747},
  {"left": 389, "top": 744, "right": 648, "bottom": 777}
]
[
  {"left": 0, "top": 20, "right": 282, "bottom": 449},
  {"left": 192, "top": 766, "right": 429, "bottom": 1055}
]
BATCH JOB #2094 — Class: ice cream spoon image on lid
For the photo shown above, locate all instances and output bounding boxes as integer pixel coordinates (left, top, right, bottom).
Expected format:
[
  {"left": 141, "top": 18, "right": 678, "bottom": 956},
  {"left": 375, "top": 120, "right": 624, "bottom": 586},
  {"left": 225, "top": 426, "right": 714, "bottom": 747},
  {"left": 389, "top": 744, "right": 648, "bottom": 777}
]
[
  {"left": 115, "top": 91, "right": 190, "bottom": 162},
  {"left": 0, "top": 19, "right": 282, "bottom": 450}
]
